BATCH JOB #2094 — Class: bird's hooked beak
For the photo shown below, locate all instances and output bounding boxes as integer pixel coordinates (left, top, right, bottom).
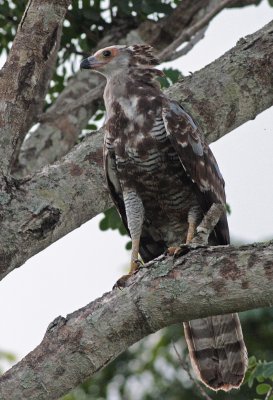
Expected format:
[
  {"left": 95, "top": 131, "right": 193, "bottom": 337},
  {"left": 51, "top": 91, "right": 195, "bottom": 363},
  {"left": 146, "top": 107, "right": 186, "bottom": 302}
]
[{"left": 80, "top": 56, "right": 103, "bottom": 70}]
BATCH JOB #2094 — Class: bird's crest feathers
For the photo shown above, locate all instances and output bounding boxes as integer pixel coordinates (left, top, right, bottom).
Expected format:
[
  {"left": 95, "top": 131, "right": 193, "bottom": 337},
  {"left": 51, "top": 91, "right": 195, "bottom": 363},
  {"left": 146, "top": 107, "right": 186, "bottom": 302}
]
[{"left": 126, "top": 44, "right": 160, "bottom": 66}]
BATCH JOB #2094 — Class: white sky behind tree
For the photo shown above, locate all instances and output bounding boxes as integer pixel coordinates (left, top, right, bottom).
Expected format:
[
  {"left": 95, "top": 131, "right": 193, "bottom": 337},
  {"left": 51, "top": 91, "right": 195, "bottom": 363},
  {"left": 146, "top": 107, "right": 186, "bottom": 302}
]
[{"left": 0, "top": 0, "right": 272, "bottom": 369}]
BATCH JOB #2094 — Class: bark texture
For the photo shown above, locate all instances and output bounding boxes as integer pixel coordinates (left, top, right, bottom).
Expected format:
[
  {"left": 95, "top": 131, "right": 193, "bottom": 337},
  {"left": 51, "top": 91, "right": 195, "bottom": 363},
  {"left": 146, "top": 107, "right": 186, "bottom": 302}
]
[
  {"left": 0, "top": 0, "right": 70, "bottom": 177},
  {"left": 0, "top": 130, "right": 111, "bottom": 280},
  {"left": 0, "top": 240, "right": 272, "bottom": 400},
  {"left": 1, "top": 20, "right": 272, "bottom": 281}
]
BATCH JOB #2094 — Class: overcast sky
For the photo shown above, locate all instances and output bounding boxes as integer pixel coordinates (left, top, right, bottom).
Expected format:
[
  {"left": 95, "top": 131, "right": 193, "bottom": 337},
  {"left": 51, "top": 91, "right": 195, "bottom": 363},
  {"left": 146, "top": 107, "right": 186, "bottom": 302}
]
[{"left": 0, "top": 0, "right": 272, "bottom": 370}]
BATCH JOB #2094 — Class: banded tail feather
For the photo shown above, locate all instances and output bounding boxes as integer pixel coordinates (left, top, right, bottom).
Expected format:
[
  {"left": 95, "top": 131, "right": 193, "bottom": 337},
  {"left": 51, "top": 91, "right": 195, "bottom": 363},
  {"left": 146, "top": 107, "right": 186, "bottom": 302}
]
[{"left": 184, "top": 313, "right": 248, "bottom": 391}]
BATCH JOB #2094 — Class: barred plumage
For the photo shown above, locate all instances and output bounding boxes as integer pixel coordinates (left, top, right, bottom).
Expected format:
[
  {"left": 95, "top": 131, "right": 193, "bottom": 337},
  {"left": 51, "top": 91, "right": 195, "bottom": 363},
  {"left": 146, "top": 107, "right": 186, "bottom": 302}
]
[
  {"left": 184, "top": 315, "right": 247, "bottom": 391},
  {"left": 81, "top": 44, "right": 248, "bottom": 391}
]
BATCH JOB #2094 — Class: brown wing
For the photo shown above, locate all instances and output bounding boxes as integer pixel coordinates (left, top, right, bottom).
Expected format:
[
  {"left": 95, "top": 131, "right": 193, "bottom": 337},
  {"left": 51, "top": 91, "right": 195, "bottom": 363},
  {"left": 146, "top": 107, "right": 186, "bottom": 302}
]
[{"left": 162, "top": 100, "right": 230, "bottom": 245}]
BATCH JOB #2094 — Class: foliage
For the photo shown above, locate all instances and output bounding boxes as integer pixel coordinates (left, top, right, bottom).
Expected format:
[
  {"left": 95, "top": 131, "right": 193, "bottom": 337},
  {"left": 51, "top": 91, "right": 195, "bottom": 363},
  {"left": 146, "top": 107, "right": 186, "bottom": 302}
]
[
  {"left": 245, "top": 356, "right": 273, "bottom": 399},
  {"left": 0, "top": 350, "right": 16, "bottom": 374},
  {"left": 158, "top": 67, "right": 183, "bottom": 88}
]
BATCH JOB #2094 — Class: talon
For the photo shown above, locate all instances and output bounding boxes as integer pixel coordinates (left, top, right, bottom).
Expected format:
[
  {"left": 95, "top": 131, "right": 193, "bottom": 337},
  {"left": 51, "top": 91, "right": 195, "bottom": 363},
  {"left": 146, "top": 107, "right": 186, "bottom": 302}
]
[
  {"left": 133, "top": 259, "right": 143, "bottom": 271},
  {"left": 166, "top": 246, "right": 182, "bottom": 256},
  {"left": 130, "top": 259, "right": 142, "bottom": 273},
  {"left": 112, "top": 274, "right": 132, "bottom": 290},
  {"left": 113, "top": 259, "right": 143, "bottom": 290},
  {"left": 167, "top": 244, "right": 192, "bottom": 257}
]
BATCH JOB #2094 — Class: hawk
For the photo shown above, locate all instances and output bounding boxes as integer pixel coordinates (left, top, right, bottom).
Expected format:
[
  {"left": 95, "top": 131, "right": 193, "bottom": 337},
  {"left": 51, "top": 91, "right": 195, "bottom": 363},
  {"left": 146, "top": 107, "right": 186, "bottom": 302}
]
[{"left": 80, "top": 44, "right": 247, "bottom": 391}]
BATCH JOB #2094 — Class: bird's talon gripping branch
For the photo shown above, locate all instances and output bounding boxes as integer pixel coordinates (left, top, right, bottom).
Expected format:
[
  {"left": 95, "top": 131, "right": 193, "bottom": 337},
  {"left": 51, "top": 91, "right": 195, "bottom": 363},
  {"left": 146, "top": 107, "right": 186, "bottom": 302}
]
[
  {"left": 132, "top": 259, "right": 143, "bottom": 270},
  {"left": 113, "top": 259, "right": 143, "bottom": 289},
  {"left": 166, "top": 246, "right": 183, "bottom": 257},
  {"left": 113, "top": 274, "right": 132, "bottom": 290},
  {"left": 167, "top": 244, "right": 195, "bottom": 257}
]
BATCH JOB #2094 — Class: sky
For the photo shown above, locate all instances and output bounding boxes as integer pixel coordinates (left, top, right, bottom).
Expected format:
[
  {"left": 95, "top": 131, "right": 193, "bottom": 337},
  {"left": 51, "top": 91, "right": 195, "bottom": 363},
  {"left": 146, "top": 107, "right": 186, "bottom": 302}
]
[{"left": 0, "top": 0, "right": 273, "bottom": 370}]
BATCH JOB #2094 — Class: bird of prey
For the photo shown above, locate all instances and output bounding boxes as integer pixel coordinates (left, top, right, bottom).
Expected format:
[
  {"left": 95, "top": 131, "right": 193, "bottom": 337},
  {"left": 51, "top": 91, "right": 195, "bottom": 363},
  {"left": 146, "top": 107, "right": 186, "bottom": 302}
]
[{"left": 80, "top": 44, "right": 247, "bottom": 391}]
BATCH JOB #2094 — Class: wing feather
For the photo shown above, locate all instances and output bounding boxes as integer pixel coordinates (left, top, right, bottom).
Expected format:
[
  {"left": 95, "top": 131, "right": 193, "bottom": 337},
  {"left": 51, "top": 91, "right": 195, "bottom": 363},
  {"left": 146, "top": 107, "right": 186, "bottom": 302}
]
[{"left": 162, "top": 100, "right": 230, "bottom": 245}]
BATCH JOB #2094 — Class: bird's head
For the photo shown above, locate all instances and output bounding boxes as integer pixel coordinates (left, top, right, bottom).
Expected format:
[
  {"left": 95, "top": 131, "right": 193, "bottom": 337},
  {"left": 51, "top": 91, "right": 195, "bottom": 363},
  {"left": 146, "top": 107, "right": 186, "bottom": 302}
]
[{"left": 80, "top": 44, "right": 161, "bottom": 79}]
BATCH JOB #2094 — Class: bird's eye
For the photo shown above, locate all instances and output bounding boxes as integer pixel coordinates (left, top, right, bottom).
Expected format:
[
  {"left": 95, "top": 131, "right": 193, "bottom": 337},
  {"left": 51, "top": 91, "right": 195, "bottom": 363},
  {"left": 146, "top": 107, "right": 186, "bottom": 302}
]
[{"left": 102, "top": 50, "right": 111, "bottom": 57}]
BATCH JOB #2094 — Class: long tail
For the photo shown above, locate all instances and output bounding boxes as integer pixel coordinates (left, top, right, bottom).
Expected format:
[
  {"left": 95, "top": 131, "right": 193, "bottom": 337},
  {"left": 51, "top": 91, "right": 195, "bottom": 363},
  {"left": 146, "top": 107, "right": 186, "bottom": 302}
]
[{"left": 184, "top": 313, "right": 248, "bottom": 391}]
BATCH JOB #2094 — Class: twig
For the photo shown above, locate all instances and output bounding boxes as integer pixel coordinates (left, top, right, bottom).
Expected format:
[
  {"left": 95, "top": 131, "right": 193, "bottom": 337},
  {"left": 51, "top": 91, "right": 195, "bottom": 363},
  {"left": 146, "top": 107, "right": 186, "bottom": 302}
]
[
  {"left": 159, "top": 0, "right": 236, "bottom": 62},
  {"left": 167, "top": 26, "right": 208, "bottom": 62},
  {"left": 265, "top": 386, "right": 273, "bottom": 400},
  {"left": 172, "top": 342, "right": 213, "bottom": 400},
  {"left": 38, "top": 84, "right": 104, "bottom": 123}
]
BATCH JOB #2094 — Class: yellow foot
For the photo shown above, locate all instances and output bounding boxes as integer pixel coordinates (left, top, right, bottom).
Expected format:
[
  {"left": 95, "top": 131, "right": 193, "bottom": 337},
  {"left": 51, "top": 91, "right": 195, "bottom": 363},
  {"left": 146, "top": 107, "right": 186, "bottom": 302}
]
[
  {"left": 166, "top": 246, "right": 182, "bottom": 256},
  {"left": 166, "top": 244, "right": 196, "bottom": 257}
]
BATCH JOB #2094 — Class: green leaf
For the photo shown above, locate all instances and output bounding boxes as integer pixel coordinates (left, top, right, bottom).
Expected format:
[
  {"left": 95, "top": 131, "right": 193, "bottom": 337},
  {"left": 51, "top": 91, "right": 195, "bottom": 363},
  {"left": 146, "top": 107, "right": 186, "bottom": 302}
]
[
  {"left": 0, "top": 351, "right": 16, "bottom": 362},
  {"left": 86, "top": 123, "right": 97, "bottom": 130},
  {"left": 248, "top": 356, "right": 257, "bottom": 368},
  {"left": 99, "top": 217, "right": 109, "bottom": 231},
  {"left": 261, "top": 362, "right": 273, "bottom": 379},
  {"left": 141, "top": 0, "right": 173, "bottom": 15},
  {"left": 256, "top": 383, "right": 271, "bottom": 395},
  {"left": 248, "top": 369, "right": 256, "bottom": 388},
  {"left": 94, "top": 112, "right": 105, "bottom": 121},
  {"left": 125, "top": 240, "right": 132, "bottom": 250},
  {"left": 225, "top": 202, "right": 231, "bottom": 215},
  {"left": 254, "top": 362, "right": 273, "bottom": 380},
  {"left": 131, "top": 0, "right": 143, "bottom": 12},
  {"left": 118, "top": 222, "right": 128, "bottom": 236},
  {"left": 268, "top": 0, "right": 273, "bottom": 7}
]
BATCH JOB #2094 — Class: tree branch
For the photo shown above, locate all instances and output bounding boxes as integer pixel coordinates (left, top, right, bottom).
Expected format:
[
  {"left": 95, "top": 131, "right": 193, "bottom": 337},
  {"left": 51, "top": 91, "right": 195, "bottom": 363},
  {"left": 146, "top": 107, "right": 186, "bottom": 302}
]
[
  {"left": 0, "top": 20, "right": 273, "bottom": 281},
  {"left": 139, "top": 0, "right": 261, "bottom": 51},
  {"left": 158, "top": 0, "right": 237, "bottom": 62},
  {"left": 0, "top": 240, "right": 272, "bottom": 400},
  {"left": 172, "top": 343, "right": 213, "bottom": 400},
  {"left": 167, "top": 19, "right": 273, "bottom": 143},
  {"left": 0, "top": 0, "right": 70, "bottom": 177},
  {"left": 0, "top": 130, "right": 111, "bottom": 280},
  {"left": 14, "top": 79, "right": 104, "bottom": 176}
]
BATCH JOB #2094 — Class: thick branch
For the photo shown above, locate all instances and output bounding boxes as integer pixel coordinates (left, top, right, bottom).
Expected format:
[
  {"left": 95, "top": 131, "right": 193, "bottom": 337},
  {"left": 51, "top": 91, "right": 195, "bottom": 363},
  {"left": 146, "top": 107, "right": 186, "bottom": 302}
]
[
  {"left": 0, "top": 130, "right": 111, "bottom": 280},
  {"left": 0, "top": 0, "right": 70, "bottom": 176},
  {"left": 14, "top": 75, "right": 104, "bottom": 176},
  {"left": 0, "top": 240, "right": 272, "bottom": 400},
  {"left": 0, "top": 20, "right": 273, "bottom": 281}
]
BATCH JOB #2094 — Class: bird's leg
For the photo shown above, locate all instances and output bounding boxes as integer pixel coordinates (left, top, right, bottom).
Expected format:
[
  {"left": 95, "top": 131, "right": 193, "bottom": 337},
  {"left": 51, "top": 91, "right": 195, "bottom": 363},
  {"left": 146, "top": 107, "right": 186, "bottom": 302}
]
[
  {"left": 113, "top": 191, "right": 144, "bottom": 289},
  {"left": 130, "top": 238, "right": 141, "bottom": 273},
  {"left": 167, "top": 207, "right": 199, "bottom": 256},
  {"left": 186, "top": 220, "right": 196, "bottom": 244}
]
